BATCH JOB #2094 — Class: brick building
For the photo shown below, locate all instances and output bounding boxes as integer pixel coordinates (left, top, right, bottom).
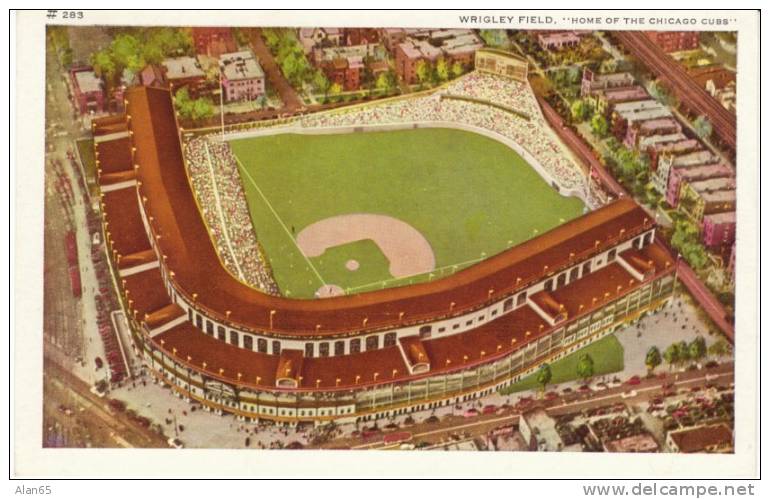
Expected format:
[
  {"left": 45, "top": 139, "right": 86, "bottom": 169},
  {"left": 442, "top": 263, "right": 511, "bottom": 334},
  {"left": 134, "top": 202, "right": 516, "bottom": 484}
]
[
  {"left": 393, "top": 29, "right": 483, "bottom": 84},
  {"left": 643, "top": 31, "right": 700, "bottom": 53},
  {"left": 69, "top": 66, "right": 105, "bottom": 115},
  {"left": 219, "top": 51, "right": 265, "bottom": 102},
  {"left": 701, "top": 211, "right": 736, "bottom": 248},
  {"left": 191, "top": 27, "right": 237, "bottom": 58}
]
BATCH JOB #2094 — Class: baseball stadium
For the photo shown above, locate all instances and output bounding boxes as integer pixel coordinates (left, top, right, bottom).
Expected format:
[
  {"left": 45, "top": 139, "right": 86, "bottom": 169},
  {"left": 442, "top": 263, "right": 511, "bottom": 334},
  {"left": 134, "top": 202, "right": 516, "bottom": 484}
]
[{"left": 93, "top": 50, "right": 677, "bottom": 425}]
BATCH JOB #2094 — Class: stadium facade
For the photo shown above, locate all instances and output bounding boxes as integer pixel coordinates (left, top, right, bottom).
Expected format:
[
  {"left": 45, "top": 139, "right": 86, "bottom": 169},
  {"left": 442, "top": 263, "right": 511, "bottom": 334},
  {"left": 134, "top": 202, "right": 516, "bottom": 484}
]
[{"left": 94, "top": 86, "right": 677, "bottom": 425}]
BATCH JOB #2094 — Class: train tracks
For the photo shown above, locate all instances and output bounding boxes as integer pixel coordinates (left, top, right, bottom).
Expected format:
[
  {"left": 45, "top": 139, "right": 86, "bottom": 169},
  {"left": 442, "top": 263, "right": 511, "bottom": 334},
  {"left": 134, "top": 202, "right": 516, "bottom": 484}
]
[{"left": 615, "top": 31, "right": 736, "bottom": 152}]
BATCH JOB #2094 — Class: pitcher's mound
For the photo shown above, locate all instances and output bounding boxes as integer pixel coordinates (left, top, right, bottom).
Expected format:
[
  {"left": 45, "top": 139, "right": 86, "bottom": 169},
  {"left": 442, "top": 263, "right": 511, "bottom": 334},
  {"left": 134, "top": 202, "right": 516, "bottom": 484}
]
[
  {"left": 346, "top": 259, "right": 360, "bottom": 271},
  {"left": 315, "top": 284, "right": 345, "bottom": 298}
]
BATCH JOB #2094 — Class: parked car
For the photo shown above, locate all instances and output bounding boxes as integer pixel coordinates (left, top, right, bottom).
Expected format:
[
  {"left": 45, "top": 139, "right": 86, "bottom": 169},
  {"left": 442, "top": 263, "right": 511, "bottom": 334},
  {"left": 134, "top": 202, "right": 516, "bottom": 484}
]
[
  {"left": 626, "top": 375, "right": 641, "bottom": 386},
  {"left": 482, "top": 404, "right": 497, "bottom": 414},
  {"left": 463, "top": 408, "right": 480, "bottom": 418},
  {"left": 621, "top": 390, "right": 638, "bottom": 399}
]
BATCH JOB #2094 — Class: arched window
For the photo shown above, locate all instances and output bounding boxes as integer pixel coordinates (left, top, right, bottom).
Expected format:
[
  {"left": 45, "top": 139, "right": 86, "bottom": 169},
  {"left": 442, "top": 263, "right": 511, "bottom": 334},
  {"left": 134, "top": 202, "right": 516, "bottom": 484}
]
[
  {"left": 229, "top": 330, "right": 239, "bottom": 346},
  {"left": 319, "top": 342, "right": 330, "bottom": 357},
  {"left": 305, "top": 343, "right": 314, "bottom": 358},
  {"left": 349, "top": 338, "right": 361, "bottom": 354},
  {"left": 504, "top": 297, "right": 513, "bottom": 311},
  {"left": 334, "top": 341, "right": 345, "bottom": 356},
  {"left": 243, "top": 335, "right": 253, "bottom": 351},
  {"left": 365, "top": 335, "right": 379, "bottom": 351},
  {"left": 272, "top": 340, "right": 281, "bottom": 355},
  {"left": 257, "top": 338, "right": 267, "bottom": 353}
]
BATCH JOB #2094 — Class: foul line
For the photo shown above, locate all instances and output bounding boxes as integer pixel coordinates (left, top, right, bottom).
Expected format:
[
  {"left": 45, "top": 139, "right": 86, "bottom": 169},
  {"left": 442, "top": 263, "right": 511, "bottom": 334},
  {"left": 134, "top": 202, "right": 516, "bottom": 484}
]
[
  {"left": 345, "top": 255, "right": 487, "bottom": 293},
  {"left": 233, "top": 155, "right": 327, "bottom": 288},
  {"left": 204, "top": 142, "right": 246, "bottom": 282}
]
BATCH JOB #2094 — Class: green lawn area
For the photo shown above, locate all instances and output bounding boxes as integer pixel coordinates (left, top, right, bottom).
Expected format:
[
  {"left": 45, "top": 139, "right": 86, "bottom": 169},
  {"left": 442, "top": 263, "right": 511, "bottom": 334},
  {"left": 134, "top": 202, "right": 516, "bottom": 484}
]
[
  {"left": 75, "top": 138, "right": 97, "bottom": 196},
  {"left": 230, "top": 128, "right": 585, "bottom": 298},
  {"left": 499, "top": 334, "right": 625, "bottom": 395}
]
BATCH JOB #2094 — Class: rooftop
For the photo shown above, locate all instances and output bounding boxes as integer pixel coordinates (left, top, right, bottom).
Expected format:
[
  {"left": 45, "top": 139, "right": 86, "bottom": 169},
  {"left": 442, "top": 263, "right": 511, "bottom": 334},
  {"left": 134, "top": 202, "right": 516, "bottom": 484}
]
[
  {"left": 703, "top": 211, "right": 736, "bottom": 224},
  {"left": 220, "top": 51, "right": 265, "bottom": 81},
  {"left": 668, "top": 423, "right": 733, "bottom": 453},
  {"left": 74, "top": 69, "right": 102, "bottom": 94},
  {"left": 162, "top": 56, "right": 205, "bottom": 80}
]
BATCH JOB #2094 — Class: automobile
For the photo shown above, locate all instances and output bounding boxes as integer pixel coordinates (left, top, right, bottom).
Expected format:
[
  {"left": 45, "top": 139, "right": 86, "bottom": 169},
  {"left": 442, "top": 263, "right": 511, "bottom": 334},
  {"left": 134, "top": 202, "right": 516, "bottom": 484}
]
[
  {"left": 399, "top": 443, "right": 416, "bottom": 450},
  {"left": 578, "top": 384, "right": 591, "bottom": 392},
  {"left": 463, "top": 408, "right": 480, "bottom": 418},
  {"left": 662, "top": 382, "right": 675, "bottom": 390},
  {"left": 705, "top": 360, "right": 720, "bottom": 369},
  {"left": 544, "top": 391, "right": 559, "bottom": 400},
  {"left": 608, "top": 380, "right": 623, "bottom": 389},
  {"left": 651, "top": 398, "right": 663, "bottom": 405},
  {"left": 424, "top": 415, "right": 440, "bottom": 424},
  {"left": 626, "top": 376, "right": 641, "bottom": 386},
  {"left": 621, "top": 390, "right": 638, "bottom": 399},
  {"left": 482, "top": 404, "right": 497, "bottom": 414},
  {"left": 705, "top": 374, "right": 719, "bottom": 382},
  {"left": 383, "top": 431, "right": 412, "bottom": 445},
  {"left": 562, "top": 387, "right": 573, "bottom": 393},
  {"left": 167, "top": 438, "right": 184, "bottom": 449}
]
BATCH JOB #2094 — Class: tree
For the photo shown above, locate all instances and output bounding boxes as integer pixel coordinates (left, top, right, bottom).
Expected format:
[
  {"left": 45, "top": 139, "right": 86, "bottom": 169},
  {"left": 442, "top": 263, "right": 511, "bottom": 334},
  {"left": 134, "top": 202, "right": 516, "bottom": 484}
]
[
  {"left": 375, "top": 70, "right": 396, "bottom": 95},
  {"left": 689, "top": 336, "right": 707, "bottom": 363},
  {"left": 599, "top": 58, "right": 618, "bottom": 74},
  {"left": 693, "top": 115, "right": 713, "bottom": 140},
  {"left": 450, "top": 61, "right": 465, "bottom": 79},
  {"left": 566, "top": 65, "right": 581, "bottom": 85},
  {"left": 313, "top": 70, "right": 331, "bottom": 98},
  {"left": 676, "top": 340, "right": 690, "bottom": 366},
  {"left": 570, "top": 99, "right": 591, "bottom": 122},
  {"left": 415, "top": 60, "right": 431, "bottom": 87},
  {"left": 536, "top": 363, "right": 552, "bottom": 392},
  {"left": 590, "top": 113, "right": 609, "bottom": 137},
  {"left": 174, "top": 87, "right": 214, "bottom": 124},
  {"left": 479, "top": 29, "right": 509, "bottom": 49},
  {"left": 646, "top": 346, "right": 662, "bottom": 374},
  {"left": 663, "top": 343, "right": 680, "bottom": 370},
  {"left": 435, "top": 57, "right": 450, "bottom": 83},
  {"left": 91, "top": 50, "right": 118, "bottom": 89},
  {"left": 576, "top": 354, "right": 595, "bottom": 383},
  {"left": 328, "top": 82, "right": 343, "bottom": 102},
  {"left": 649, "top": 80, "right": 677, "bottom": 107},
  {"left": 708, "top": 339, "right": 731, "bottom": 360}
]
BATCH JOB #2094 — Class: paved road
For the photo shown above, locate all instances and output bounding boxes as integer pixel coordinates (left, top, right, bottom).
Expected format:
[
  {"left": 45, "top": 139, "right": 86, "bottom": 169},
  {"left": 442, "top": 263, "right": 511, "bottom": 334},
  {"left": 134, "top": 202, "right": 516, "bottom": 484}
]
[
  {"left": 247, "top": 27, "right": 304, "bottom": 112},
  {"left": 44, "top": 358, "right": 168, "bottom": 448},
  {"left": 324, "top": 363, "right": 733, "bottom": 450}
]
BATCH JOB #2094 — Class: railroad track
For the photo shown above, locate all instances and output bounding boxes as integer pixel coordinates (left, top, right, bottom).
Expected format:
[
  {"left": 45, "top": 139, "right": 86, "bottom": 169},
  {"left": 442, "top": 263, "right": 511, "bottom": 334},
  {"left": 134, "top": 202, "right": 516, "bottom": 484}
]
[{"left": 615, "top": 32, "right": 736, "bottom": 151}]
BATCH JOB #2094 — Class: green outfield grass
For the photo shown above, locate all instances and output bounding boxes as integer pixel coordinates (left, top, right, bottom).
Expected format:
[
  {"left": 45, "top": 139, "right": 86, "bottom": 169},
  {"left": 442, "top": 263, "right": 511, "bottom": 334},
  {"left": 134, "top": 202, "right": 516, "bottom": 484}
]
[
  {"left": 499, "top": 334, "right": 625, "bottom": 395},
  {"left": 230, "top": 128, "right": 585, "bottom": 298}
]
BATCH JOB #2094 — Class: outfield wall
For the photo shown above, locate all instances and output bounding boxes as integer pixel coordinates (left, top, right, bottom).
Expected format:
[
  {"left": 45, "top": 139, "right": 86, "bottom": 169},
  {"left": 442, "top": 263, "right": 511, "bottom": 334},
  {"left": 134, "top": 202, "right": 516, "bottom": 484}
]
[{"left": 221, "top": 121, "right": 592, "bottom": 206}]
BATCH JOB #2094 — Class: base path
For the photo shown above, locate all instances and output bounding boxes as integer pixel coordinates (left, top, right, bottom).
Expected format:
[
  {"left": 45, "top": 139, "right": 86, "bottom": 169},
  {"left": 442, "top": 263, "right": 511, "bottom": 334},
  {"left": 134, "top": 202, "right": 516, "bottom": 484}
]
[{"left": 297, "top": 214, "right": 436, "bottom": 278}]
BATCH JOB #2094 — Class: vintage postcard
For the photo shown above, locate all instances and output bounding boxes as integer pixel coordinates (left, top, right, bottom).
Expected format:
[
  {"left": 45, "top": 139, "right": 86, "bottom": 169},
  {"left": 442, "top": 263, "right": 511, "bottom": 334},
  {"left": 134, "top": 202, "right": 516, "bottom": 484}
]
[{"left": 11, "top": 9, "right": 760, "bottom": 479}]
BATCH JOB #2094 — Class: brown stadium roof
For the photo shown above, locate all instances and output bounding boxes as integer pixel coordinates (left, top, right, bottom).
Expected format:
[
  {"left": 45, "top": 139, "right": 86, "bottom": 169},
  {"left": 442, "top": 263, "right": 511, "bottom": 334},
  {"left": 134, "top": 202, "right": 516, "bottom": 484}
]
[
  {"left": 149, "top": 240, "right": 673, "bottom": 392},
  {"left": 119, "top": 86, "right": 654, "bottom": 338},
  {"left": 95, "top": 137, "right": 133, "bottom": 174}
]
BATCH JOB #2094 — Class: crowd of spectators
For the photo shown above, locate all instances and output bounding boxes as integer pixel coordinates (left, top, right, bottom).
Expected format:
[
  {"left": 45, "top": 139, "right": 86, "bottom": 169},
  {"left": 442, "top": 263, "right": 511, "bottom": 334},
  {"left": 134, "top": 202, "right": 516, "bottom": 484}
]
[
  {"left": 294, "top": 72, "right": 585, "bottom": 191},
  {"left": 183, "top": 137, "right": 280, "bottom": 296}
]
